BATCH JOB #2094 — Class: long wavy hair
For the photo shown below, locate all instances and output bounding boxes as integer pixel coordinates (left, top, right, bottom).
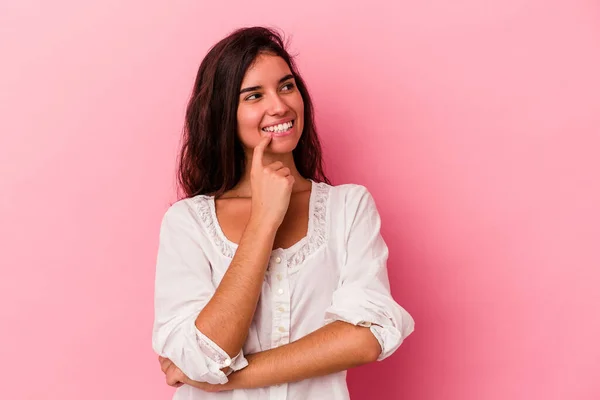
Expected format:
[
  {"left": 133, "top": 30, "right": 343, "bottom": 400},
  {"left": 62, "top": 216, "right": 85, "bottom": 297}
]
[{"left": 176, "top": 26, "right": 331, "bottom": 200}]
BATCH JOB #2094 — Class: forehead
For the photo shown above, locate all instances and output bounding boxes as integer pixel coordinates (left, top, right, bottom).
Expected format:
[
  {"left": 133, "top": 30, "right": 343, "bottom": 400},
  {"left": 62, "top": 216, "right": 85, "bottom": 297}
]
[{"left": 241, "top": 54, "right": 292, "bottom": 85}]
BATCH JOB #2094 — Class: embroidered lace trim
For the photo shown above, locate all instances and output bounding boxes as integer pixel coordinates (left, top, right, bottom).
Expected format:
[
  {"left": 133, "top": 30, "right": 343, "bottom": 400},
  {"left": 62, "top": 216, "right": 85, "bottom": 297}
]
[
  {"left": 194, "top": 196, "right": 235, "bottom": 259},
  {"left": 193, "top": 182, "right": 330, "bottom": 268},
  {"left": 286, "top": 182, "right": 329, "bottom": 268},
  {"left": 195, "top": 329, "right": 231, "bottom": 366}
]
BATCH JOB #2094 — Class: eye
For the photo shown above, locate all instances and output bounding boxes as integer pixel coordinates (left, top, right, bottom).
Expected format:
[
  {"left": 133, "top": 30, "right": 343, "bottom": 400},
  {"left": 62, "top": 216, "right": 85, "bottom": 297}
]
[
  {"left": 281, "top": 82, "right": 295, "bottom": 92},
  {"left": 245, "top": 93, "right": 262, "bottom": 101}
]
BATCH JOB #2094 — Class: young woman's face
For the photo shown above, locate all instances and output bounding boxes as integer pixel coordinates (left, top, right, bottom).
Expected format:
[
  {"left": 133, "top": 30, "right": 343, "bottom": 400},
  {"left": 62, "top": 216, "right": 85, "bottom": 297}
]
[{"left": 236, "top": 53, "right": 304, "bottom": 154}]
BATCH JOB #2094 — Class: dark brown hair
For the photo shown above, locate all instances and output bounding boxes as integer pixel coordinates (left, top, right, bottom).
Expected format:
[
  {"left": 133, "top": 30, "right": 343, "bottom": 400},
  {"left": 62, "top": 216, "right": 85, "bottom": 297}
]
[{"left": 176, "top": 26, "right": 331, "bottom": 200}]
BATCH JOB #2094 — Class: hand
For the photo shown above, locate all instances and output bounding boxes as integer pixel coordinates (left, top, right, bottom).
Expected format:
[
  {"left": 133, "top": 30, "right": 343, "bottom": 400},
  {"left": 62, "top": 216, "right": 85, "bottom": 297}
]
[
  {"left": 158, "top": 355, "right": 185, "bottom": 388},
  {"left": 249, "top": 133, "right": 295, "bottom": 229}
]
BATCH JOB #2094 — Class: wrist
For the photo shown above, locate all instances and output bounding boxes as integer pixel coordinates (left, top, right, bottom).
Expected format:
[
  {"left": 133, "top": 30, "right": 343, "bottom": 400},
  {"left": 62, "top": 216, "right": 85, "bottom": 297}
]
[
  {"left": 223, "top": 368, "right": 248, "bottom": 391},
  {"left": 226, "top": 352, "right": 259, "bottom": 390},
  {"left": 246, "top": 214, "right": 278, "bottom": 238}
]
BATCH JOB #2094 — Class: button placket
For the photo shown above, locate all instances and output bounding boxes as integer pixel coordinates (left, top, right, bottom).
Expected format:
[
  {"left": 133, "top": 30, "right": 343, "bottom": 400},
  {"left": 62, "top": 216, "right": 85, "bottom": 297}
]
[
  {"left": 270, "top": 252, "right": 291, "bottom": 351},
  {"left": 271, "top": 253, "right": 288, "bottom": 297}
]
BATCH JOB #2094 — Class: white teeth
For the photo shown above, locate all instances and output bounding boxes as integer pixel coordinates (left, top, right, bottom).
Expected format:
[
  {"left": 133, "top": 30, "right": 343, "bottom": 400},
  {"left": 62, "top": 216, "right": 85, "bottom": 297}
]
[{"left": 263, "top": 121, "right": 293, "bottom": 132}]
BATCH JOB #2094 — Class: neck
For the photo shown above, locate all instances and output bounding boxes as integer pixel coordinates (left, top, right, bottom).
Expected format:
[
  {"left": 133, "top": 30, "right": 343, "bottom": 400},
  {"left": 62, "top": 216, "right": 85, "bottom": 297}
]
[{"left": 226, "top": 151, "right": 310, "bottom": 198}]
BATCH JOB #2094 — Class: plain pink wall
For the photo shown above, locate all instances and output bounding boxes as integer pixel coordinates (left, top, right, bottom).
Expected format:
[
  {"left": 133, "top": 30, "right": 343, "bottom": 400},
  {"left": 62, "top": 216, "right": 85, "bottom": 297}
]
[{"left": 1, "top": 0, "right": 599, "bottom": 399}]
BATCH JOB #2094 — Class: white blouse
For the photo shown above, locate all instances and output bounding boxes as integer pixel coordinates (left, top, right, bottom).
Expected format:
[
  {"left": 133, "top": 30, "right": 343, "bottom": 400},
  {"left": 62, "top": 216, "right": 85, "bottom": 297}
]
[{"left": 152, "top": 181, "right": 415, "bottom": 400}]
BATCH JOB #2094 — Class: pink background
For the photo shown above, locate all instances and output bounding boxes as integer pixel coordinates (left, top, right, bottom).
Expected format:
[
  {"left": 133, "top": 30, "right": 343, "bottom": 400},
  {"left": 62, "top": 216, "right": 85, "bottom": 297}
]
[{"left": 1, "top": 1, "right": 599, "bottom": 399}]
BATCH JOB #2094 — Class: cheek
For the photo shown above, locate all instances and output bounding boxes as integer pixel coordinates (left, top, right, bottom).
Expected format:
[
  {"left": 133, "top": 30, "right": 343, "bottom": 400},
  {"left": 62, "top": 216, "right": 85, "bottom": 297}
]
[
  {"left": 237, "top": 107, "right": 263, "bottom": 145},
  {"left": 293, "top": 95, "right": 305, "bottom": 129},
  {"left": 294, "top": 93, "right": 305, "bottom": 113},
  {"left": 237, "top": 107, "right": 263, "bottom": 130}
]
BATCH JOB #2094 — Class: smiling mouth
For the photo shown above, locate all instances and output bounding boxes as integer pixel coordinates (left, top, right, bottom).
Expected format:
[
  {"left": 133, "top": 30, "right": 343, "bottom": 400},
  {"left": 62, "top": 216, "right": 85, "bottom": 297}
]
[{"left": 262, "top": 120, "right": 294, "bottom": 134}]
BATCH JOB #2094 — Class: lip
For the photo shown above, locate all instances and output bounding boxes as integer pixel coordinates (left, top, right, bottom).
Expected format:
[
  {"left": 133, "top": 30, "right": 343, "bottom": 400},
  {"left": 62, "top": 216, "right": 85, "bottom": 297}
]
[{"left": 271, "top": 125, "right": 294, "bottom": 137}]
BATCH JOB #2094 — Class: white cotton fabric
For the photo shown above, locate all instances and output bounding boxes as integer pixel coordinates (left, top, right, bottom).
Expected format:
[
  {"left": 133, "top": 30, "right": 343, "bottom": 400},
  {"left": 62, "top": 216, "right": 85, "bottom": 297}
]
[{"left": 152, "top": 180, "right": 415, "bottom": 399}]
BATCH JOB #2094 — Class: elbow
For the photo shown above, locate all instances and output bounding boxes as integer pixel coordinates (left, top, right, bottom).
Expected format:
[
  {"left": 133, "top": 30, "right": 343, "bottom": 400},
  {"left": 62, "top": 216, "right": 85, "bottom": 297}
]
[
  {"left": 356, "top": 325, "right": 383, "bottom": 364},
  {"left": 195, "top": 319, "right": 242, "bottom": 360},
  {"left": 152, "top": 322, "right": 236, "bottom": 385},
  {"left": 364, "top": 335, "right": 383, "bottom": 363}
]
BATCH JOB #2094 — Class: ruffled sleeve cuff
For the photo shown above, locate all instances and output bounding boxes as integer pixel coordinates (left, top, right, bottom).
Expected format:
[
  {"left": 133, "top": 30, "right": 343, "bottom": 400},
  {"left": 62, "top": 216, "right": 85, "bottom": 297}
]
[
  {"left": 195, "top": 325, "right": 249, "bottom": 376},
  {"left": 153, "top": 316, "right": 249, "bottom": 385},
  {"left": 323, "top": 288, "right": 415, "bottom": 361}
]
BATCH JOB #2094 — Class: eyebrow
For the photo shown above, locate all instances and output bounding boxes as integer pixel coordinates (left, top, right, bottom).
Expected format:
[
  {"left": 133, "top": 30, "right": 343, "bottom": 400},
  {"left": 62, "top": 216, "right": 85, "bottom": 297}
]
[{"left": 239, "top": 74, "right": 295, "bottom": 95}]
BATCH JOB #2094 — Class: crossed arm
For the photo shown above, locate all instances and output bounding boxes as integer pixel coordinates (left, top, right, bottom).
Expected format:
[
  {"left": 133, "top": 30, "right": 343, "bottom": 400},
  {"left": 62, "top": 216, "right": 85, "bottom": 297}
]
[
  {"left": 164, "top": 320, "right": 382, "bottom": 392},
  {"left": 154, "top": 187, "right": 413, "bottom": 392}
]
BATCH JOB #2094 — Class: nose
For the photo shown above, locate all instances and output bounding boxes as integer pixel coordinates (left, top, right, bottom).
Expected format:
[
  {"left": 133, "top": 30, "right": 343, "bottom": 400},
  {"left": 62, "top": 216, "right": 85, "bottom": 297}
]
[{"left": 267, "top": 93, "right": 290, "bottom": 116}]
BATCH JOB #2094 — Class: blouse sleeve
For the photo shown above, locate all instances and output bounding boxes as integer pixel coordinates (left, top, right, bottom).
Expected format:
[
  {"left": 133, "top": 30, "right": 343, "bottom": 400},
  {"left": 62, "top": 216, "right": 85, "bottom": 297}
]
[
  {"left": 324, "top": 185, "right": 415, "bottom": 361},
  {"left": 152, "top": 201, "right": 248, "bottom": 384}
]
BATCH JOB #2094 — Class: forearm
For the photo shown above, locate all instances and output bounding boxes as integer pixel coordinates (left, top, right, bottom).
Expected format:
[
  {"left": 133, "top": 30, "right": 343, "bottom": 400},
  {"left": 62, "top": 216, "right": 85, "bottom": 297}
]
[
  {"left": 195, "top": 217, "right": 276, "bottom": 358},
  {"left": 225, "top": 321, "right": 382, "bottom": 389}
]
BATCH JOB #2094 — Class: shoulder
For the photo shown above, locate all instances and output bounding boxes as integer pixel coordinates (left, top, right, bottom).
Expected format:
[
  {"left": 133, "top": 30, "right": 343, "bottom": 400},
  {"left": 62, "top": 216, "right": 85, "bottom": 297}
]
[
  {"left": 326, "top": 182, "right": 376, "bottom": 210},
  {"left": 320, "top": 182, "right": 381, "bottom": 228},
  {"left": 159, "top": 195, "right": 212, "bottom": 231},
  {"left": 323, "top": 182, "right": 383, "bottom": 241}
]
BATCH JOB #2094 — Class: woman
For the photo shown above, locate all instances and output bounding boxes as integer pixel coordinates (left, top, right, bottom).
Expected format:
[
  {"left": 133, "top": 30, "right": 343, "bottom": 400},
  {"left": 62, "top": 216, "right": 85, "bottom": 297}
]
[{"left": 152, "top": 26, "right": 415, "bottom": 399}]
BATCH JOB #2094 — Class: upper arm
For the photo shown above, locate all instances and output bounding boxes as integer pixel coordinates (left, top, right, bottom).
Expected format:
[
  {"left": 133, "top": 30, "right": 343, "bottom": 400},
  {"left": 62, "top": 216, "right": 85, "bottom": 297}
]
[{"left": 324, "top": 185, "right": 415, "bottom": 361}]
